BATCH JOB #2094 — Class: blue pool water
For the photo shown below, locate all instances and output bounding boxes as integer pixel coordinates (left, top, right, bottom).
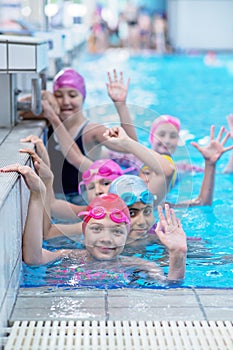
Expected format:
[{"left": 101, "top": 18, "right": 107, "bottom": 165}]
[{"left": 22, "top": 51, "right": 233, "bottom": 289}]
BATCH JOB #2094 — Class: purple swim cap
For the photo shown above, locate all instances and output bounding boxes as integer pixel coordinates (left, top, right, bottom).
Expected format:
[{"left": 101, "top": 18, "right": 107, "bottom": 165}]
[{"left": 53, "top": 68, "right": 86, "bottom": 100}]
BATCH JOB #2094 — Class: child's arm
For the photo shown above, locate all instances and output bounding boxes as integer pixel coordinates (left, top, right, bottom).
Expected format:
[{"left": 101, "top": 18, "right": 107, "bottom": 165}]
[
  {"left": 45, "top": 222, "right": 83, "bottom": 240},
  {"left": 0, "top": 164, "right": 69, "bottom": 265},
  {"left": 42, "top": 99, "right": 93, "bottom": 172},
  {"left": 120, "top": 256, "right": 166, "bottom": 283},
  {"left": 50, "top": 200, "right": 86, "bottom": 221},
  {"left": 104, "top": 126, "right": 175, "bottom": 203},
  {"left": 106, "top": 69, "right": 138, "bottom": 141},
  {"left": 223, "top": 114, "right": 233, "bottom": 173},
  {"left": 173, "top": 125, "right": 233, "bottom": 207},
  {"left": 155, "top": 204, "right": 187, "bottom": 282},
  {"left": 19, "top": 148, "right": 86, "bottom": 221},
  {"left": 19, "top": 148, "right": 53, "bottom": 235}
]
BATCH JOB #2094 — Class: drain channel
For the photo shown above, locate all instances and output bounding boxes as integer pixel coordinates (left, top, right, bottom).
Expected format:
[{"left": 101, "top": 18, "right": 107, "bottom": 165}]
[{"left": 4, "top": 320, "right": 233, "bottom": 350}]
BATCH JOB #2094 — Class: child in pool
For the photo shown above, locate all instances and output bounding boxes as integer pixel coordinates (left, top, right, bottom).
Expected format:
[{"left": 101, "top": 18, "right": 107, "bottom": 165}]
[
  {"left": 109, "top": 114, "right": 203, "bottom": 178},
  {"left": 20, "top": 123, "right": 175, "bottom": 220},
  {"left": 108, "top": 174, "right": 159, "bottom": 246},
  {"left": 107, "top": 175, "right": 209, "bottom": 267},
  {"left": 148, "top": 114, "right": 205, "bottom": 175},
  {"left": 43, "top": 68, "right": 137, "bottom": 203},
  {"left": 19, "top": 137, "right": 134, "bottom": 222},
  {"left": 0, "top": 164, "right": 186, "bottom": 282},
  {"left": 105, "top": 125, "right": 233, "bottom": 207},
  {"left": 108, "top": 175, "right": 187, "bottom": 276},
  {"left": 104, "top": 126, "right": 175, "bottom": 203}
]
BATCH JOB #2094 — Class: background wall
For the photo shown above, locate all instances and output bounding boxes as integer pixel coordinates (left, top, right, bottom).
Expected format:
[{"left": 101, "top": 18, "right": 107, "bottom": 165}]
[{"left": 167, "top": 0, "right": 233, "bottom": 51}]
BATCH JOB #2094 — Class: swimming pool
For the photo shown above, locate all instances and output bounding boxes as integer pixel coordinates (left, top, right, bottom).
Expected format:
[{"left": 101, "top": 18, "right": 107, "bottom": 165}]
[{"left": 22, "top": 51, "right": 233, "bottom": 289}]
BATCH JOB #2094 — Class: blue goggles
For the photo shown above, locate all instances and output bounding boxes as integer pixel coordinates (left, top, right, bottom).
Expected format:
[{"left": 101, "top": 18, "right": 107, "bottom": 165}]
[{"left": 120, "top": 190, "right": 154, "bottom": 206}]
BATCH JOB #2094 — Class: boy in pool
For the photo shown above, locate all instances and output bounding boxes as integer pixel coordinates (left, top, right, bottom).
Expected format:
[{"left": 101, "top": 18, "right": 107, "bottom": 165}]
[{"left": 0, "top": 164, "right": 186, "bottom": 283}]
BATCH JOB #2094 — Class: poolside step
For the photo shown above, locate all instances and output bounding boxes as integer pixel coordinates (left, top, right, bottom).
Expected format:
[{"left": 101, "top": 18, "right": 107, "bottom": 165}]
[{"left": 4, "top": 320, "right": 233, "bottom": 350}]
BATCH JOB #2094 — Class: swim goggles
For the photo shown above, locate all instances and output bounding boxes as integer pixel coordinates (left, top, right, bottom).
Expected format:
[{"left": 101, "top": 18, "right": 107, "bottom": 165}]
[
  {"left": 82, "top": 164, "right": 123, "bottom": 181},
  {"left": 120, "top": 190, "right": 154, "bottom": 206},
  {"left": 78, "top": 206, "right": 130, "bottom": 225}
]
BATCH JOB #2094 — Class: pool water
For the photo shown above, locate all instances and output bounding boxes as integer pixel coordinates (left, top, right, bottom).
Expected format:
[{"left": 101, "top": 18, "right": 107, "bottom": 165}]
[{"left": 22, "top": 50, "right": 233, "bottom": 289}]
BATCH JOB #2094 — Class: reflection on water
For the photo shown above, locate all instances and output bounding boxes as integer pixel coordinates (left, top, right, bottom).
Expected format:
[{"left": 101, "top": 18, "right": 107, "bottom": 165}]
[{"left": 21, "top": 256, "right": 168, "bottom": 289}]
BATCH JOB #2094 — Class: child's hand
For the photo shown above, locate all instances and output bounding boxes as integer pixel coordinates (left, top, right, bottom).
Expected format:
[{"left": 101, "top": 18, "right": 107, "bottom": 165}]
[
  {"left": 0, "top": 164, "right": 45, "bottom": 194},
  {"left": 191, "top": 125, "right": 233, "bottom": 165},
  {"left": 20, "top": 135, "right": 50, "bottom": 167},
  {"left": 106, "top": 69, "right": 130, "bottom": 103},
  {"left": 19, "top": 148, "right": 53, "bottom": 184},
  {"left": 21, "top": 134, "right": 41, "bottom": 143},
  {"left": 42, "top": 90, "right": 60, "bottom": 115},
  {"left": 155, "top": 204, "right": 187, "bottom": 254},
  {"left": 21, "top": 135, "right": 45, "bottom": 156},
  {"left": 41, "top": 99, "right": 60, "bottom": 123},
  {"left": 103, "top": 126, "right": 129, "bottom": 146}
]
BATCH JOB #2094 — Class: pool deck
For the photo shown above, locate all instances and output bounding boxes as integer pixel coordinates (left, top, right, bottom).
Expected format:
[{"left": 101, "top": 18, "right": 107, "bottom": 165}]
[
  {"left": 9, "top": 287, "right": 233, "bottom": 322},
  {"left": 3, "top": 287, "right": 233, "bottom": 350}
]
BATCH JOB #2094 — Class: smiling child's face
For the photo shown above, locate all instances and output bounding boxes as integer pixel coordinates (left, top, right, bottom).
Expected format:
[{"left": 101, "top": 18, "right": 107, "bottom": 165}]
[
  {"left": 54, "top": 88, "right": 83, "bottom": 121},
  {"left": 127, "top": 202, "right": 155, "bottom": 243},
  {"left": 84, "top": 216, "right": 128, "bottom": 260}
]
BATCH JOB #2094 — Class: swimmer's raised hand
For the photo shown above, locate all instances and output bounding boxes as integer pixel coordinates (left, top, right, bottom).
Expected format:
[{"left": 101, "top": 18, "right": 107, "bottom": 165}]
[
  {"left": 155, "top": 204, "right": 187, "bottom": 253},
  {"left": 156, "top": 203, "right": 187, "bottom": 281},
  {"left": 106, "top": 69, "right": 130, "bottom": 103},
  {"left": 191, "top": 125, "right": 233, "bottom": 165}
]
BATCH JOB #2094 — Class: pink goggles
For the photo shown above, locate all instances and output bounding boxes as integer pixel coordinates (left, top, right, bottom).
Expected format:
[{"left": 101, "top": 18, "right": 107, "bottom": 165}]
[{"left": 78, "top": 206, "right": 130, "bottom": 225}]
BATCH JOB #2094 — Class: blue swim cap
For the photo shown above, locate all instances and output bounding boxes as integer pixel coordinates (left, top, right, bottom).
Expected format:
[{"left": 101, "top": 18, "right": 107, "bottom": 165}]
[{"left": 109, "top": 175, "right": 155, "bottom": 206}]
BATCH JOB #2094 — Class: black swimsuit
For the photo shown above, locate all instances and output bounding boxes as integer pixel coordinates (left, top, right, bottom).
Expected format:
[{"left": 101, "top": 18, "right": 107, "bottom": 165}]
[{"left": 47, "top": 120, "right": 89, "bottom": 195}]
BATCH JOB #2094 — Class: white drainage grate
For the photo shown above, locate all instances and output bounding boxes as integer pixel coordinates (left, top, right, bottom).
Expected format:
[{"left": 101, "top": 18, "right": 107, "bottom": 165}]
[{"left": 4, "top": 320, "right": 233, "bottom": 350}]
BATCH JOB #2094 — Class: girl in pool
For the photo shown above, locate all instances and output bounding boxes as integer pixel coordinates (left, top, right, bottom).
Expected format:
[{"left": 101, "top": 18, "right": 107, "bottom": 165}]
[
  {"left": 148, "top": 114, "right": 205, "bottom": 177},
  {"left": 42, "top": 68, "right": 137, "bottom": 203},
  {"left": 104, "top": 124, "right": 233, "bottom": 207},
  {"left": 109, "top": 175, "right": 158, "bottom": 246},
  {"left": 19, "top": 138, "right": 135, "bottom": 222},
  {"left": 0, "top": 164, "right": 186, "bottom": 283},
  {"left": 20, "top": 122, "right": 175, "bottom": 221},
  {"left": 108, "top": 175, "right": 187, "bottom": 276}
]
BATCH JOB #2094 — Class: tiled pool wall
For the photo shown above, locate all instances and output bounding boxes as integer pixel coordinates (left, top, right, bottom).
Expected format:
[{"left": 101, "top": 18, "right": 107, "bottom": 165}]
[{"left": 0, "top": 121, "right": 46, "bottom": 348}]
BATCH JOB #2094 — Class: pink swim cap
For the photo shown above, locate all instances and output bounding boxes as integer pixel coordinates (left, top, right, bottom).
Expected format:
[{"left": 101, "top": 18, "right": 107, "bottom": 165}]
[
  {"left": 78, "top": 159, "right": 135, "bottom": 193},
  {"left": 78, "top": 193, "right": 130, "bottom": 234},
  {"left": 149, "top": 115, "right": 181, "bottom": 146},
  {"left": 53, "top": 68, "right": 86, "bottom": 100}
]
